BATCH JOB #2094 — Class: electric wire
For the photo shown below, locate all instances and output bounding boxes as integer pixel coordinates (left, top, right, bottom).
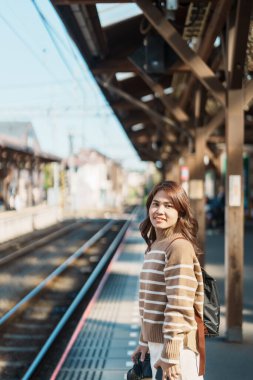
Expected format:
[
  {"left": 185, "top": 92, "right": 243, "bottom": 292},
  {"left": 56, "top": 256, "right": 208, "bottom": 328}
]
[
  {"left": 31, "top": 0, "right": 85, "bottom": 99},
  {"left": 31, "top": 0, "right": 104, "bottom": 113},
  {"left": 0, "top": 79, "right": 87, "bottom": 90},
  {"left": 0, "top": 12, "right": 62, "bottom": 85},
  {"left": 3, "top": 0, "right": 96, "bottom": 104},
  {"left": 0, "top": 2, "right": 127, "bottom": 158},
  {"left": 0, "top": 9, "right": 82, "bottom": 104}
]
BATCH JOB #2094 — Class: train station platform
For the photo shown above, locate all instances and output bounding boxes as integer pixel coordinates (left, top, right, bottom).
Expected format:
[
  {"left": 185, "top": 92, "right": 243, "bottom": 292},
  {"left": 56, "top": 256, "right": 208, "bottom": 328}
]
[
  {"left": 50, "top": 218, "right": 253, "bottom": 380},
  {"left": 51, "top": 217, "right": 146, "bottom": 380}
]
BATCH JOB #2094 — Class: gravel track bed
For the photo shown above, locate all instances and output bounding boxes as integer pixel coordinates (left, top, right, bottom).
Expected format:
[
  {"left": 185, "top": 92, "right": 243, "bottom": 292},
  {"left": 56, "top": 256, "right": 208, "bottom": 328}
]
[{"left": 0, "top": 219, "right": 107, "bottom": 317}]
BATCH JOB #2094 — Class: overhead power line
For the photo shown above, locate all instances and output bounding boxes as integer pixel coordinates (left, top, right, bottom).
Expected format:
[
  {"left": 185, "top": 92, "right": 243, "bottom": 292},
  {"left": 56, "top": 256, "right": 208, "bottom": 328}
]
[
  {"left": 31, "top": 0, "right": 102, "bottom": 105},
  {"left": 31, "top": 0, "right": 84, "bottom": 95},
  {"left": 0, "top": 78, "right": 87, "bottom": 91},
  {"left": 0, "top": 11, "right": 60, "bottom": 83},
  {"left": 0, "top": 8, "right": 82, "bottom": 103}
]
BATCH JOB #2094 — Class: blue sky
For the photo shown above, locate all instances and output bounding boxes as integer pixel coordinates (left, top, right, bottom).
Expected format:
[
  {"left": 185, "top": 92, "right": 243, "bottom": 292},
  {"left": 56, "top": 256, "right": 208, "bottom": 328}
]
[{"left": 0, "top": 0, "right": 146, "bottom": 170}]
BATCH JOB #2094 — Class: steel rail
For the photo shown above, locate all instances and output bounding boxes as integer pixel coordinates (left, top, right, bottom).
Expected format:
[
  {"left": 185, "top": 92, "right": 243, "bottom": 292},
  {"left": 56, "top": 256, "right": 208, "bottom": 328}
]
[
  {"left": 0, "top": 219, "right": 84, "bottom": 266},
  {"left": 21, "top": 211, "right": 135, "bottom": 380},
  {"left": 0, "top": 219, "right": 114, "bottom": 326}
]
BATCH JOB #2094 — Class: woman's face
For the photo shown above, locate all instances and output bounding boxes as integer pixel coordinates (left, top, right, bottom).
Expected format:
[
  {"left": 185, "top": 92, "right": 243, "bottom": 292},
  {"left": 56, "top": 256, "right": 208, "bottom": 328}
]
[{"left": 149, "top": 189, "right": 179, "bottom": 231}]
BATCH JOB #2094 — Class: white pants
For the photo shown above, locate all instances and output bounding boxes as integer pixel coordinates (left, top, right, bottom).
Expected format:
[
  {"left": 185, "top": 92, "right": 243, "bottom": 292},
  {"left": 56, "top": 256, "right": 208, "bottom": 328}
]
[{"left": 148, "top": 342, "right": 204, "bottom": 380}]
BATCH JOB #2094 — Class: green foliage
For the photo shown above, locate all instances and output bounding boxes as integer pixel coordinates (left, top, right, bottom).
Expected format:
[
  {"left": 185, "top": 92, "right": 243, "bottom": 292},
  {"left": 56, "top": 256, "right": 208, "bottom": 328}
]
[{"left": 43, "top": 164, "right": 53, "bottom": 190}]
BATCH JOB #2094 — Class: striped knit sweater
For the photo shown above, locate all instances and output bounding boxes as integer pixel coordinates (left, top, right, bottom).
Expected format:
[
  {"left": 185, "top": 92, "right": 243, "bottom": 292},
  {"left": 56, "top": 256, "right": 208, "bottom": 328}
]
[{"left": 139, "top": 233, "right": 204, "bottom": 364}]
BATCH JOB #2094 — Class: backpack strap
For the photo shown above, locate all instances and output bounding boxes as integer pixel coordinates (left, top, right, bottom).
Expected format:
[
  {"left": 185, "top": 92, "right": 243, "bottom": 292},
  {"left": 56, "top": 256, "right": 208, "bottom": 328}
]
[{"left": 166, "top": 236, "right": 185, "bottom": 249}]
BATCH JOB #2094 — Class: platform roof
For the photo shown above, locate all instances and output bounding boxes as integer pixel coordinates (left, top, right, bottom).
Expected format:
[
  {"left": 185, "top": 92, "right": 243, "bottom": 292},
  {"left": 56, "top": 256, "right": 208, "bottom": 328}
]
[
  {"left": 0, "top": 122, "right": 61, "bottom": 163},
  {"left": 51, "top": 0, "right": 253, "bottom": 171}
]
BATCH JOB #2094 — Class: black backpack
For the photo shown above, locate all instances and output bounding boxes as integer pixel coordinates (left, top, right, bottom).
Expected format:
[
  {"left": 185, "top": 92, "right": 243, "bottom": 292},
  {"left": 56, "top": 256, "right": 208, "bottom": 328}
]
[
  {"left": 201, "top": 267, "right": 220, "bottom": 337},
  {"left": 168, "top": 237, "right": 220, "bottom": 337}
]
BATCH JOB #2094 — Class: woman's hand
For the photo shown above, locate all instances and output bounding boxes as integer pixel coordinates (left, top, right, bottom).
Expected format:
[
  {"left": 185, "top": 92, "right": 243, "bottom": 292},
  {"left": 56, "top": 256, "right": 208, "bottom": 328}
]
[
  {"left": 131, "top": 344, "right": 149, "bottom": 363},
  {"left": 154, "top": 358, "right": 181, "bottom": 380}
]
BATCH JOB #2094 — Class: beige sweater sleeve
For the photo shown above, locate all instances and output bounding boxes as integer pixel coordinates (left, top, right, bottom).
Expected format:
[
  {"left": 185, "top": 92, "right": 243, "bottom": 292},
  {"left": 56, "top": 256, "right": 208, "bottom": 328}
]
[
  {"left": 161, "top": 239, "right": 198, "bottom": 364},
  {"left": 139, "top": 330, "right": 148, "bottom": 347}
]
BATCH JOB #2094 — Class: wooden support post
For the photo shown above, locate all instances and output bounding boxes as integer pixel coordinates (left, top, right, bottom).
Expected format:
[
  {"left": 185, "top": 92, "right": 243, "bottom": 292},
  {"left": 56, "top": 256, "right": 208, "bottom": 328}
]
[
  {"left": 164, "top": 162, "right": 180, "bottom": 183},
  {"left": 187, "top": 130, "right": 206, "bottom": 264},
  {"left": 225, "top": 89, "right": 244, "bottom": 342},
  {"left": 186, "top": 90, "right": 206, "bottom": 261},
  {"left": 224, "top": 0, "right": 252, "bottom": 342}
]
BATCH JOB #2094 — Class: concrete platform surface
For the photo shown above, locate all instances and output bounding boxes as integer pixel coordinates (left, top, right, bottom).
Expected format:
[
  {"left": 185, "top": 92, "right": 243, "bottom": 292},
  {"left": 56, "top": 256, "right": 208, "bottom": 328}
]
[
  {"left": 54, "top": 219, "right": 253, "bottom": 380},
  {"left": 54, "top": 220, "right": 146, "bottom": 380},
  {"left": 204, "top": 222, "right": 253, "bottom": 380}
]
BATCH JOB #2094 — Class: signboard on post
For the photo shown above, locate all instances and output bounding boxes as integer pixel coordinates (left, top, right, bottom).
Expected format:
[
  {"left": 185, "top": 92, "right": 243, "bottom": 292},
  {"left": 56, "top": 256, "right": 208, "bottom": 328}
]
[
  {"left": 189, "top": 179, "right": 204, "bottom": 200},
  {"left": 229, "top": 175, "right": 241, "bottom": 207},
  {"left": 180, "top": 166, "right": 189, "bottom": 181}
]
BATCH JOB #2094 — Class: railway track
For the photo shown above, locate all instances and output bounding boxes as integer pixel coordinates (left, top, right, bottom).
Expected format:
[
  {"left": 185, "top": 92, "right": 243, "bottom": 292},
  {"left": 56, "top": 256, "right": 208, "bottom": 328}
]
[
  {"left": 0, "top": 216, "right": 132, "bottom": 380},
  {"left": 0, "top": 219, "right": 92, "bottom": 266}
]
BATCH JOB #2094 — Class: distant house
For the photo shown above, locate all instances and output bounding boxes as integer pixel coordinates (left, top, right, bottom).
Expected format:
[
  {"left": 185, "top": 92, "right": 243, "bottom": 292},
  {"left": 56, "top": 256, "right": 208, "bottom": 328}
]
[
  {"left": 64, "top": 148, "right": 127, "bottom": 213},
  {"left": 0, "top": 121, "right": 60, "bottom": 211},
  {"left": 0, "top": 121, "right": 41, "bottom": 153}
]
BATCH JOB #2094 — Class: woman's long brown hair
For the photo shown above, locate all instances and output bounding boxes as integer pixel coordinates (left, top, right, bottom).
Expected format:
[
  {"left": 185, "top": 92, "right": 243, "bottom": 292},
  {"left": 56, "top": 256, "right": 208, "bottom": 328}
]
[{"left": 139, "top": 181, "right": 201, "bottom": 255}]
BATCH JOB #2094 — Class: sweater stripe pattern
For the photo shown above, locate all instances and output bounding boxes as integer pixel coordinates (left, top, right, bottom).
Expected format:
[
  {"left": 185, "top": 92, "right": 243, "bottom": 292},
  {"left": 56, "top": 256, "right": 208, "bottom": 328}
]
[{"left": 139, "top": 234, "right": 204, "bottom": 364}]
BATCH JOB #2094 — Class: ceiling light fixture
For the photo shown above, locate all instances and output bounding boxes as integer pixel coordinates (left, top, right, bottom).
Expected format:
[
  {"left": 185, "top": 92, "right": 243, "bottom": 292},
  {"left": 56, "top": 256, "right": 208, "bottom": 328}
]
[
  {"left": 131, "top": 123, "right": 145, "bottom": 131},
  {"left": 163, "top": 86, "right": 174, "bottom": 95},
  {"left": 141, "top": 94, "right": 155, "bottom": 102}
]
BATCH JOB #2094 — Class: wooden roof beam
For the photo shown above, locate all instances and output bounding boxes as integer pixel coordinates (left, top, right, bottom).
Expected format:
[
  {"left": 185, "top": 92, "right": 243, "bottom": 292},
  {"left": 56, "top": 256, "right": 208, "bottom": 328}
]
[
  {"left": 92, "top": 59, "right": 190, "bottom": 74},
  {"left": 199, "top": 0, "right": 253, "bottom": 148},
  {"left": 203, "top": 78, "right": 253, "bottom": 140},
  {"left": 137, "top": 145, "right": 160, "bottom": 162},
  {"left": 135, "top": 0, "right": 226, "bottom": 107},
  {"left": 204, "top": 109, "right": 225, "bottom": 138},
  {"left": 73, "top": 3, "right": 108, "bottom": 58},
  {"left": 114, "top": 103, "right": 181, "bottom": 155},
  {"left": 120, "top": 112, "right": 149, "bottom": 127},
  {"left": 180, "top": 0, "right": 232, "bottom": 109},
  {"left": 97, "top": 77, "right": 193, "bottom": 141},
  {"left": 52, "top": 3, "right": 107, "bottom": 62},
  {"left": 119, "top": 76, "right": 151, "bottom": 98},
  {"left": 229, "top": 0, "right": 253, "bottom": 89},
  {"left": 111, "top": 100, "right": 136, "bottom": 111},
  {"left": 128, "top": 126, "right": 153, "bottom": 136},
  {"left": 129, "top": 58, "right": 190, "bottom": 123},
  {"left": 104, "top": 14, "right": 143, "bottom": 50},
  {"left": 92, "top": 59, "right": 138, "bottom": 74}
]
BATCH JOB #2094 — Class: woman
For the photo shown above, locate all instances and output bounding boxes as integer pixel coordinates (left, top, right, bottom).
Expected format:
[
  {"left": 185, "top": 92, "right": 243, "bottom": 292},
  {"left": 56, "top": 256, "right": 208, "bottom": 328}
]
[{"left": 131, "top": 181, "right": 205, "bottom": 380}]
